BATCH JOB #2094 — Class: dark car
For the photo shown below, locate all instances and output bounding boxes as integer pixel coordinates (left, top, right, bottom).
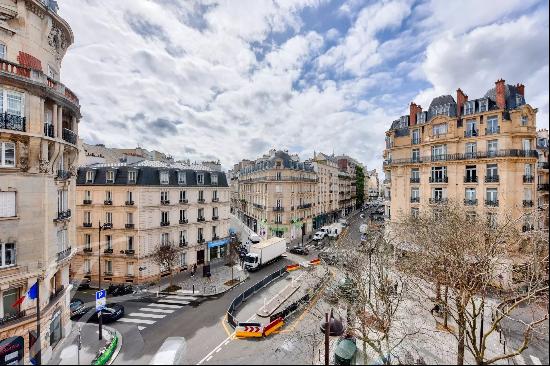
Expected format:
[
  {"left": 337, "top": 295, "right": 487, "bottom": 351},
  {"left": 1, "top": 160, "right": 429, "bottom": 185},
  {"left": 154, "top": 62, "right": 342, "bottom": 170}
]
[
  {"left": 289, "top": 246, "right": 309, "bottom": 255},
  {"left": 69, "top": 299, "right": 84, "bottom": 317},
  {"left": 71, "top": 303, "right": 125, "bottom": 323}
]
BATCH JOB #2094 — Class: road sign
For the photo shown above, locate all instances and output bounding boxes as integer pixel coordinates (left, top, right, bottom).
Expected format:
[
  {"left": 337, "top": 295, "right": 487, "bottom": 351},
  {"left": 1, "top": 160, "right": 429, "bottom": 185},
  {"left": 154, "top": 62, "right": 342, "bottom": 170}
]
[{"left": 95, "top": 289, "right": 106, "bottom": 312}]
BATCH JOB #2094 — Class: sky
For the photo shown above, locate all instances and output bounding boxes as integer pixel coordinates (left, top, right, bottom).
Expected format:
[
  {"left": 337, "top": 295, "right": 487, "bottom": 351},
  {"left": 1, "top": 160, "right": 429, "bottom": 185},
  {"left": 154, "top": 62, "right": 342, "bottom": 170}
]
[{"left": 58, "top": 0, "right": 549, "bottom": 172}]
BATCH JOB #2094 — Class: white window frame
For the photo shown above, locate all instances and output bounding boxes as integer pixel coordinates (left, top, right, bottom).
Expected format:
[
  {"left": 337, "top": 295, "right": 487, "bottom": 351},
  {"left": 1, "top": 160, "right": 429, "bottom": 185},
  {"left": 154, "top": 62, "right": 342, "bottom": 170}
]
[
  {"left": 465, "top": 188, "right": 476, "bottom": 200},
  {"left": 85, "top": 170, "right": 94, "bottom": 183},
  {"left": 211, "top": 173, "right": 218, "bottom": 185},
  {"left": 197, "top": 173, "right": 204, "bottom": 185},
  {"left": 105, "top": 211, "right": 113, "bottom": 224},
  {"left": 106, "top": 170, "right": 115, "bottom": 183},
  {"left": 0, "top": 191, "right": 16, "bottom": 217},
  {"left": 161, "top": 211, "right": 169, "bottom": 223},
  {"left": 0, "top": 141, "right": 15, "bottom": 167},
  {"left": 486, "top": 188, "right": 498, "bottom": 202},
  {"left": 127, "top": 212, "right": 133, "bottom": 225},
  {"left": 161, "top": 232, "right": 169, "bottom": 245},
  {"left": 84, "top": 234, "right": 91, "bottom": 250},
  {"left": 127, "top": 236, "right": 134, "bottom": 250},
  {"left": 128, "top": 170, "right": 137, "bottom": 184},
  {"left": 84, "top": 259, "right": 91, "bottom": 274},
  {"left": 160, "top": 171, "right": 169, "bottom": 185},
  {"left": 521, "top": 115, "right": 528, "bottom": 126},
  {"left": 0, "top": 242, "right": 16, "bottom": 268},
  {"left": 0, "top": 43, "right": 6, "bottom": 59},
  {"left": 1, "top": 90, "right": 25, "bottom": 116},
  {"left": 127, "top": 262, "right": 134, "bottom": 276},
  {"left": 84, "top": 211, "right": 91, "bottom": 224},
  {"left": 178, "top": 171, "right": 186, "bottom": 185}
]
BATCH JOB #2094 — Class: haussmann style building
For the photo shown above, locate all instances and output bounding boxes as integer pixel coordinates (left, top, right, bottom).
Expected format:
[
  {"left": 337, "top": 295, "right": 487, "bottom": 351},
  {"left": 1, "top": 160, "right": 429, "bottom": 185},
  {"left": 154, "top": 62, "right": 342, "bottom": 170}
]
[
  {"left": 72, "top": 161, "right": 230, "bottom": 285},
  {"left": 1, "top": 0, "right": 80, "bottom": 363}
]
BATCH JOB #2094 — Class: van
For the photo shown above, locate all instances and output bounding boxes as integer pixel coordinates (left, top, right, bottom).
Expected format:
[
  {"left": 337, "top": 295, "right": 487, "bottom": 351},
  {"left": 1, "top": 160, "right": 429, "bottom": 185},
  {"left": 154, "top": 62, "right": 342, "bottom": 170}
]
[{"left": 149, "top": 337, "right": 187, "bottom": 365}]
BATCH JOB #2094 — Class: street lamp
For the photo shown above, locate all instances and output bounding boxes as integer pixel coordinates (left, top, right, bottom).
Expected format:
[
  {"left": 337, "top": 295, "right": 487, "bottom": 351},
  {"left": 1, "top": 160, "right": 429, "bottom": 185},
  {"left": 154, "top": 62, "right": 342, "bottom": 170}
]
[{"left": 97, "top": 220, "right": 111, "bottom": 340}]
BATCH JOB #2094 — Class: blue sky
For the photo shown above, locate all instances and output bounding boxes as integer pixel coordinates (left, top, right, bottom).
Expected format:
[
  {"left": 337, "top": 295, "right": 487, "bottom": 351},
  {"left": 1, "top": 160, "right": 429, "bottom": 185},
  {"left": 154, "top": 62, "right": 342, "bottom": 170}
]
[{"left": 58, "top": 0, "right": 549, "bottom": 172}]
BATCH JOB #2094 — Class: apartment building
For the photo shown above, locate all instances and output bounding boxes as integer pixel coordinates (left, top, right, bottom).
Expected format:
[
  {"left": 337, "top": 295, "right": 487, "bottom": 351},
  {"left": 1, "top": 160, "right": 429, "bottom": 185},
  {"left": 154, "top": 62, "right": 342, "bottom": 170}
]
[
  {"left": 311, "top": 152, "right": 340, "bottom": 229},
  {"left": 383, "top": 79, "right": 538, "bottom": 234},
  {"left": 72, "top": 161, "right": 230, "bottom": 285},
  {"left": 336, "top": 155, "right": 358, "bottom": 215},
  {"left": 234, "top": 150, "right": 316, "bottom": 240},
  {"left": 0, "top": 0, "right": 80, "bottom": 362},
  {"left": 365, "top": 169, "right": 380, "bottom": 201},
  {"left": 536, "top": 129, "right": 549, "bottom": 230}
]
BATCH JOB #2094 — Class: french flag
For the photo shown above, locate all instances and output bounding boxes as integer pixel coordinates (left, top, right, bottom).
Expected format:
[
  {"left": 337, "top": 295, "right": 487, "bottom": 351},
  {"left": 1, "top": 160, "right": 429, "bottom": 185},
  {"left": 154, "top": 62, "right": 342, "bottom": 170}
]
[{"left": 12, "top": 282, "right": 38, "bottom": 308}]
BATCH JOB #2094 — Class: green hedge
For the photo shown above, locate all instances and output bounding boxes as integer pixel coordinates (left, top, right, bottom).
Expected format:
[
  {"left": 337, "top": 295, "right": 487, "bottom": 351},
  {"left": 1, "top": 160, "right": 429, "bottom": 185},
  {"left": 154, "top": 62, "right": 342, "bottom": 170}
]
[{"left": 92, "top": 334, "right": 118, "bottom": 365}]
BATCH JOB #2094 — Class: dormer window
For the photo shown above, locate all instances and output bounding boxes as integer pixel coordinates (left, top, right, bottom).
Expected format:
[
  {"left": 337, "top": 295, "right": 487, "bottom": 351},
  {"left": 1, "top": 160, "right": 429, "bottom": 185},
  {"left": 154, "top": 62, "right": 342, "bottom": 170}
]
[
  {"left": 178, "top": 171, "right": 186, "bottom": 185},
  {"left": 211, "top": 173, "right": 218, "bottom": 185},
  {"left": 85, "top": 170, "right": 94, "bottom": 183},
  {"left": 160, "top": 171, "right": 169, "bottom": 185},
  {"left": 417, "top": 112, "right": 426, "bottom": 124},
  {"left": 521, "top": 115, "right": 528, "bottom": 126},
  {"left": 478, "top": 99, "right": 488, "bottom": 113},
  {"left": 106, "top": 170, "right": 115, "bottom": 184},
  {"left": 464, "top": 101, "right": 475, "bottom": 115},
  {"left": 197, "top": 173, "right": 204, "bottom": 185},
  {"left": 128, "top": 170, "right": 137, "bottom": 184},
  {"left": 516, "top": 94, "right": 525, "bottom": 107}
]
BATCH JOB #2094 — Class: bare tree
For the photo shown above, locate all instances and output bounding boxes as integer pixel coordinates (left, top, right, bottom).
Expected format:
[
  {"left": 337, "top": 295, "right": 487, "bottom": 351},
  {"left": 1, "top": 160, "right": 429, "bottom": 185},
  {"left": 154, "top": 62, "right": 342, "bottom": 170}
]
[
  {"left": 394, "top": 201, "right": 549, "bottom": 365},
  {"left": 151, "top": 241, "right": 181, "bottom": 288}
]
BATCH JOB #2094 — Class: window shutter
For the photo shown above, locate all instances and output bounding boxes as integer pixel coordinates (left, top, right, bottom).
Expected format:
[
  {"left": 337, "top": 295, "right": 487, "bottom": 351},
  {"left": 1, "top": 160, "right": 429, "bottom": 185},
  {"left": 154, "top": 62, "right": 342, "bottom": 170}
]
[{"left": 0, "top": 191, "right": 16, "bottom": 217}]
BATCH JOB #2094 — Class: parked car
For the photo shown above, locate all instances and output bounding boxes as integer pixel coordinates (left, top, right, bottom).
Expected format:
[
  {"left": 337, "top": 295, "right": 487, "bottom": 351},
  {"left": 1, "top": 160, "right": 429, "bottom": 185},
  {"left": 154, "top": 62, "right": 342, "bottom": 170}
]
[
  {"left": 69, "top": 299, "right": 84, "bottom": 317},
  {"left": 289, "top": 246, "right": 309, "bottom": 255},
  {"left": 71, "top": 303, "right": 125, "bottom": 323},
  {"left": 312, "top": 231, "right": 325, "bottom": 241}
]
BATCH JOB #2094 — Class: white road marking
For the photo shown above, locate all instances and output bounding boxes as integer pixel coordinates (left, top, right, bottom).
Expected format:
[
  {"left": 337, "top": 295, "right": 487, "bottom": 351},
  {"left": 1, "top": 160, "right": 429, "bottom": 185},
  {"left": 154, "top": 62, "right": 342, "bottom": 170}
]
[
  {"left": 530, "top": 355, "right": 542, "bottom": 365},
  {"left": 180, "top": 290, "right": 199, "bottom": 294},
  {"left": 215, "top": 348, "right": 221, "bottom": 353},
  {"left": 139, "top": 307, "right": 174, "bottom": 314},
  {"left": 128, "top": 312, "right": 166, "bottom": 319},
  {"left": 118, "top": 318, "right": 156, "bottom": 325},
  {"left": 138, "top": 326, "right": 146, "bottom": 331},
  {"left": 206, "top": 356, "right": 213, "bottom": 362},
  {"left": 165, "top": 295, "right": 197, "bottom": 301},
  {"left": 515, "top": 354, "right": 526, "bottom": 365},
  {"left": 156, "top": 299, "right": 190, "bottom": 305},
  {"left": 148, "top": 303, "right": 182, "bottom": 309}
]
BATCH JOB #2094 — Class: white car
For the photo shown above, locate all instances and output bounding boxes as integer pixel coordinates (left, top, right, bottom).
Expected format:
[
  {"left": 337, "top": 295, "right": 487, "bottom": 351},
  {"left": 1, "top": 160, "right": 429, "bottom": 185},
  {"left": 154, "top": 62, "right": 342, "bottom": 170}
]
[{"left": 312, "top": 231, "right": 326, "bottom": 241}]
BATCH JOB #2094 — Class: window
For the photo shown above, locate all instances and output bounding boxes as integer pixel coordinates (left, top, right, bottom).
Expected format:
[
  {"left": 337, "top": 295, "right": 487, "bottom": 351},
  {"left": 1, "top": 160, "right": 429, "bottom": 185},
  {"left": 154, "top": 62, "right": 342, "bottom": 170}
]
[
  {"left": 276, "top": 213, "right": 282, "bottom": 223},
  {"left": 161, "top": 191, "right": 169, "bottom": 202},
  {"left": 86, "top": 170, "right": 94, "bottom": 183},
  {"left": 179, "top": 230, "right": 187, "bottom": 244},
  {"left": 106, "top": 171, "right": 115, "bottom": 183},
  {"left": 411, "top": 168, "right": 420, "bottom": 180},
  {"left": 161, "top": 233, "right": 169, "bottom": 245},
  {"left": 57, "top": 189, "right": 68, "bottom": 214},
  {"left": 0, "top": 242, "right": 16, "bottom": 268},
  {"left": 84, "top": 259, "right": 91, "bottom": 274},
  {"left": 486, "top": 188, "right": 498, "bottom": 202},
  {"left": 47, "top": 65, "right": 57, "bottom": 80},
  {"left": 198, "top": 228, "right": 204, "bottom": 241},
  {"left": 127, "top": 236, "right": 134, "bottom": 251},
  {"left": 412, "top": 149, "right": 420, "bottom": 162},
  {"left": 465, "top": 188, "right": 476, "bottom": 200},
  {"left": 487, "top": 116, "right": 499, "bottom": 133},
  {"left": 465, "top": 142, "right": 477, "bottom": 158},
  {"left": 1, "top": 90, "right": 24, "bottom": 116},
  {"left": 487, "top": 164, "right": 498, "bottom": 178},
  {"left": 466, "top": 120, "right": 477, "bottom": 135},
  {"left": 432, "top": 123, "right": 447, "bottom": 136},
  {"left": 178, "top": 171, "right": 186, "bottom": 185},
  {"left": 276, "top": 199, "right": 282, "bottom": 208},
  {"left": 105, "top": 212, "right": 112, "bottom": 224},
  {"left": 487, "top": 140, "right": 498, "bottom": 156},
  {"left": 0, "top": 191, "right": 16, "bottom": 217},
  {"left": 179, "top": 209, "right": 186, "bottom": 221},
  {"left": 127, "top": 262, "right": 134, "bottom": 276},
  {"left": 105, "top": 235, "right": 112, "bottom": 249},
  {"left": 198, "top": 190, "right": 204, "bottom": 201},
  {"left": 0, "top": 142, "right": 15, "bottom": 167},
  {"left": 84, "top": 190, "right": 91, "bottom": 201},
  {"left": 478, "top": 99, "right": 488, "bottom": 113},
  {"left": 126, "top": 191, "right": 133, "bottom": 203},
  {"left": 180, "top": 252, "right": 186, "bottom": 267},
  {"left": 213, "top": 190, "right": 218, "bottom": 200},
  {"left": 128, "top": 171, "right": 137, "bottom": 184},
  {"left": 431, "top": 145, "right": 447, "bottom": 161},
  {"left": 521, "top": 115, "right": 528, "bottom": 126},
  {"left": 84, "top": 211, "right": 91, "bottom": 224},
  {"left": 198, "top": 208, "right": 204, "bottom": 219},
  {"left": 197, "top": 173, "right": 204, "bottom": 185},
  {"left": 105, "top": 260, "right": 112, "bottom": 274},
  {"left": 488, "top": 213, "right": 497, "bottom": 228},
  {"left": 0, "top": 44, "right": 5, "bottom": 59},
  {"left": 127, "top": 212, "right": 133, "bottom": 225},
  {"left": 465, "top": 165, "right": 477, "bottom": 181},
  {"left": 212, "top": 225, "right": 217, "bottom": 238},
  {"left": 105, "top": 190, "right": 112, "bottom": 201},
  {"left": 161, "top": 211, "right": 169, "bottom": 223},
  {"left": 464, "top": 101, "right": 474, "bottom": 115},
  {"left": 432, "top": 188, "right": 445, "bottom": 201},
  {"left": 2, "top": 288, "right": 20, "bottom": 319},
  {"left": 524, "top": 164, "right": 533, "bottom": 176},
  {"left": 212, "top": 207, "right": 218, "bottom": 217},
  {"left": 522, "top": 139, "right": 531, "bottom": 151},
  {"left": 211, "top": 173, "right": 218, "bottom": 185},
  {"left": 84, "top": 234, "right": 91, "bottom": 250},
  {"left": 56, "top": 229, "right": 68, "bottom": 253},
  {"left": 276, "top": 172, "right": 282, "bottom": 180},
  {"left": 160, "top": 171, "right": 169, "bottom": 184},
  {"left": 179, "top": 190, "right": 186, "bottom": 202},
  {"left": 411, "top": 208, "right": 419, "bottom": 218},
  {"left": 411, "top": 187, "right": 419, "bottom": 200},
  {"left": 431, "top": 166, "right": 447, "bottom": 182}
]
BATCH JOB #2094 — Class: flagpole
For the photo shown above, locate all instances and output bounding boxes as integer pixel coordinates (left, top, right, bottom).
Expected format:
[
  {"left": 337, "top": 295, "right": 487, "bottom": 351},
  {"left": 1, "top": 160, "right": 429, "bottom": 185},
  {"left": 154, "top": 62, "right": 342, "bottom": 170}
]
[{"left": 36, "top": 277, "right": 41, "bottom": 366}]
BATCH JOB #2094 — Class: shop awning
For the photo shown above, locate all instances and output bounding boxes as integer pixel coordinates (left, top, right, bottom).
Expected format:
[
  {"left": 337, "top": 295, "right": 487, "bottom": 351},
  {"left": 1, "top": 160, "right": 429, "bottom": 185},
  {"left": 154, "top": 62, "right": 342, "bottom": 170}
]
[{"left": 207, "top": 238, "right": 230, "bottom": 248}]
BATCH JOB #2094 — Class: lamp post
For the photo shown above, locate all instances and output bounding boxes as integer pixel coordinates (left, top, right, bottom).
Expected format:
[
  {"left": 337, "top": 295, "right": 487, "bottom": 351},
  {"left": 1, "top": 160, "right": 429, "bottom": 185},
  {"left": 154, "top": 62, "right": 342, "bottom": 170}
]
[{"left": 97, "top": 221, "right": 111, "bottom": 340}]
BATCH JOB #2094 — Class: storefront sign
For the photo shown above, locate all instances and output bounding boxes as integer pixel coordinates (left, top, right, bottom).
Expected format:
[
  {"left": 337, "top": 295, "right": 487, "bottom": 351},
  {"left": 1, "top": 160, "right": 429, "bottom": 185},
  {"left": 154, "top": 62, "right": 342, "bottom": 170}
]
[{"left": 0, "top": 336, "right": 24, "bottom": 365}]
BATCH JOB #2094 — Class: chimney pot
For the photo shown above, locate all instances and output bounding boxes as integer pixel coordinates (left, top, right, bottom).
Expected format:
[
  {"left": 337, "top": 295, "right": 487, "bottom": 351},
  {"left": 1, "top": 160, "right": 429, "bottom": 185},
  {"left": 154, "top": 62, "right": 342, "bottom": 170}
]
[
  {"left": 495, "top": 79, "right": 506, "bottom": 109},
  {"left": 456, "top": 88, "right": 468, "bottom": 116},
  {"left": 409, "top": 102, "right": 422, "bottom": 126}
]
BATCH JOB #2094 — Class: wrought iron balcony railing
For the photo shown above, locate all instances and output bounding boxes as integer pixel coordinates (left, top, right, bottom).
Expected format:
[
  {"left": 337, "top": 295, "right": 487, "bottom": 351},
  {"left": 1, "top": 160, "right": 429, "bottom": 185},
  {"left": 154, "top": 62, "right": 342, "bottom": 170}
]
[
  {"left": 125, "top": 200, "right": 134, "bottom": 206},
  {"left": 198, "top": 198, "right": 206, "bottom": 203},
  {"left": 125, "top": 223, "right": 135, "bottom": 229},
  {"left": 429, "top": 176, "right": 448, "bottom": 183},
  {"left": 83, "top": 199, "right": 92, "bottom": 205},
  {"left": 485, "top": 175, "right": 500, "bottom": 183},
  {"left": 273, "top": 206, "right": 284, "bottom": 212},
  {"left": 537, "top": 184, "right": 549, "bottom": 191},
  {"left": 197, "top": 217, "right": 206, "bottom": 222},
  {"left": 485, "top": 126, "right": 500, "bottom": 135},
  {"left": 464, "top": 129, "right": 478, "bottom": 138},
  {"left": 485, "top": 199, "right": 499, "bottom": 207},
  {"left": 410, "top": 197, "right": 420, "bottom": 203},
  {"left": 212, "top": 197, "right": 219, "bottom": 202},
  {"left": 522, "top": 200, "right": 534, "bottom": 207},
  {"left": 523, "top": 175, "right": 534, "bottom": 183},
  {"left": 161, "top": 200, "right": 170, "bottom": 205},
  {"left": 56, "top": 247, "right": 72, "bottom": 261},
  {"left": 56, "top": 170, "right": 71, "bottom": 180},
  {"left": 179, "top": 199, "right": 188, "bottom": 204},
  {"left": 410, "top": 177, "right": 420, "bottom": 184},
  {"left": 464, "top": 176, "right": 478, "bottom": 183},
  {"left": 464, "top": 199, "right": 478, "bottom": 206},
  {"left": 104, "top": 200, "right": 113, "bottom": 205},
  {"left": 62, "top": 128, "right": 77, "bottom": 145},
  {"left": 0, "top": 112, "right": 26, "bottom": 132},
  {"left": 212, "top": 216, "right": 219, "bottom": 221},
  {"left": 429, "top": 198, "right": 448, "bottom": 204},
  {"left": 103, "top": 248, "right": 113, "bottom": 254},
  {"left": 179, "top": 219, "right": 188, "bottom": 224},
  {"left": 83, "top": 222, "right": 92, "bottom": 228},
  {"left": 160, "top": 221, "right": 170, "bottom": 226}
]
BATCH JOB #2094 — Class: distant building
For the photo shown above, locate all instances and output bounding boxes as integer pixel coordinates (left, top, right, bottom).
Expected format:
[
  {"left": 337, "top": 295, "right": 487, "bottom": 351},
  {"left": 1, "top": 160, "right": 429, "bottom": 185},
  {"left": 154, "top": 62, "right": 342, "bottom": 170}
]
[
  {"left": 365, "top": 169, "right": 380, "bottom": 201},
  {"left": 336, "top": 155, "right": 359, "bottom": 215},
  {"left": 78, "top": 143, "right": 174, "bottom": 166},
  {"left": 311, "top": 152, "right": 340, "bottom": 228},
  {"left": 537, "top": 129, "right": 549, "bottom": 230}
]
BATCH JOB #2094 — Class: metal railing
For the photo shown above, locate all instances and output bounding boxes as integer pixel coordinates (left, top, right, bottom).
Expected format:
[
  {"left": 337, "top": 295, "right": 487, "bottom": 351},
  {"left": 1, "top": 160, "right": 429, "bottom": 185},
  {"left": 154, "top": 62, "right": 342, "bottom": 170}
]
[
  {"left": 54, "top": 210, "right": 71, "bottom": 221},
  {"left": 464, "top": 199, "right": 478, "bottom": 206},
  {"left": 160, "top": 221, "right": 170, "bottom": 226},
  {"left": 83, "top": 247, "right": 93, "bottom": 253},
  {"left": 383, "top": 149, "right": 538, "bottom": 166},
  {"left": 464, "top": 176, "right": 478, "bottom": 183},
  {"left": 538, "top": 162, "right": 549, "bottom": 170},
  {"left": 429, "top": 198, "right": 448, "bottom": 204},
  {"left": 83, "top": 222, "right": 92, "bottom": 228},
  {"left": 485, "top": 200, "right": 499, "bottom": 207},
  {"left": 161, "top": 200, "right": 170, "bottom": 205},
  {"left": 410, "top": 177, "right": 420, "bottom": 183},
  {"left": 522, "top": 200, "right": 534, "bottom": 207},
  {"left": 125, "top": 250, "right": 135, "bottom": 256},
  {"left": 464, "top": 129, "right": 478, "bottom": 138},
  {"left": 410, "top": 197, "right": 420, "bottom": 203},
  {"left": 125, "top": 200, "right": 134, "bottom": 205},
  {"left": 56, "top": 247, "right": 72, "bottom": 262},
  {"left": 429, "top": 176, "right": 448, "bottom": 183},
  {"left": 198, "top": 198, "right": 205, "bottom": 203},
  {"left": 197, "top": 217, "right": 206, "bottom": 222},
  {"left": 125, "top": 223, "right": 135, "bottom": 229},
  {"left": 179, "top": 219, "right": 188, "bottom": 224},
  {"left": 179, "top": 199, "right": 188, "bottom": 204},
  {"left": 485, "top": 126, "right": 500, "bottom": 135},
  {"left": 523, "top": 175, "right": 534, "bottom": 183},
  {"left": 62, "top": 128, "right": 77, "bottom": 144},
  {"left": 273, "top": 206, "right": 284, "bottom": 212},
  {"left": 212, "top": 216, "right": 219, "bottom": 221},
  {"left": 298, "top": 203, "right": 312, "bottom": 209},
  {"left": 103, "top": 248, "right": 113, "bottom": 254},
  {"left": 212, "top": 197, "right": 219, "bottom": 202},
  {"left": 0, "top": 311, "right": 27, "bottom": 327},
  {"left": 485, "top": 175, "right": 500, "bottom": 183},
  {"left": 0, "top": 112, "right": 26, "bottom": 132},
  {"left": 538, "top": 184, "right": 549, "bottom": 191},
  {"left": 104, "top": 200, "right": 113, "bottom": 205},
  {"left": 83, "top": 199, "right": 92, "bottom": 205},
  {"left": 239, "top": 176, "right": 317, "bottom": 183},
  {"left": 56, "top": 170, "right": 71, "bottom": 180}
]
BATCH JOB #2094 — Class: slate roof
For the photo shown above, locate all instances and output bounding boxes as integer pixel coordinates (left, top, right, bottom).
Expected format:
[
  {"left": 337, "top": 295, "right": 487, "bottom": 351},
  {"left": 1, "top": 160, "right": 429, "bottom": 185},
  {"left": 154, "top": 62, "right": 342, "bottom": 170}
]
[
  {"left": 484, "top": 84, "right": 525, "bottom": 110},
  {"left": 239, "top": 150, "right": 314, "bottom": 175}
]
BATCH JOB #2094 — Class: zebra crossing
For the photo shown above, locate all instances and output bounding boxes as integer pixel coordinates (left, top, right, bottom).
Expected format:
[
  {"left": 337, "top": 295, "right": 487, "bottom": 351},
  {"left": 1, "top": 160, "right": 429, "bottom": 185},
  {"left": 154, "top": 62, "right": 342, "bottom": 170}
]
[{"left": 118, "top": 291, "right": 199, "bottom": 331}]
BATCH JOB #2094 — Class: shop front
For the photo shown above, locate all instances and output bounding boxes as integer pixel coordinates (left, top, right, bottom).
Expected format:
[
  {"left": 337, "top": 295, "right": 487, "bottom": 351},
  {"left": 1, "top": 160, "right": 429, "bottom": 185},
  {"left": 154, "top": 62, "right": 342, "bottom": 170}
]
[
  {"left": 207, "top": 238, "right": 230, "bottom": 261},
  {"left": 0, "top": 336, "right": 24, "bottom": 365}
]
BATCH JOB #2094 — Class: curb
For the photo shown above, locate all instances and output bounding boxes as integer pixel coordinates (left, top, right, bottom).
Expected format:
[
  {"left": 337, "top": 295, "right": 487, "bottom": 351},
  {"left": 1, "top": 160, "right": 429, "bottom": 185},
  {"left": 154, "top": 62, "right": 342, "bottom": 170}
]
[{"left": 104, "top": 326, "right": 122, "bottom": 366}]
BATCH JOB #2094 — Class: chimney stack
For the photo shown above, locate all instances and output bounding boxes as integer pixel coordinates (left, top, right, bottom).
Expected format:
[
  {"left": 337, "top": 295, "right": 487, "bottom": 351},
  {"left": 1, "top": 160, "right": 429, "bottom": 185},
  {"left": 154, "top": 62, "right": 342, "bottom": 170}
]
[
  {"left": 456, "top": 88, "right": 468, "bottom": 116},
  {"left": 516, "top": 83, "right": 525, "bottom": 96},
  {"left": 495, "top": 79, "right": 506, "bottom": 109},
  {"left": 409, "top": 102, "right": 422, "bottom": 126}
]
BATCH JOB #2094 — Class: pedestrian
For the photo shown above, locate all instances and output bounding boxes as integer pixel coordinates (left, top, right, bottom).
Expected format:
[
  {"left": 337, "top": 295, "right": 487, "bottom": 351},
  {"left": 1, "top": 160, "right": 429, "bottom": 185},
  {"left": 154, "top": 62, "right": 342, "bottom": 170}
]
[{"left": 431, "top": 303, "right": 441, "bottom": 316}]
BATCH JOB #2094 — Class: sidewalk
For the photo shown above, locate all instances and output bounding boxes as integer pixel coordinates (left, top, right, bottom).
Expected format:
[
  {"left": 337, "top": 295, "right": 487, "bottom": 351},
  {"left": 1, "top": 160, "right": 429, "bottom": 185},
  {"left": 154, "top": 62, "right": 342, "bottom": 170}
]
[
  {"left": 50, "top": 323, "right": 121, "bottom": 365},
  {"left": 147, "top": 258, "right": 248, "bottom": 296}
]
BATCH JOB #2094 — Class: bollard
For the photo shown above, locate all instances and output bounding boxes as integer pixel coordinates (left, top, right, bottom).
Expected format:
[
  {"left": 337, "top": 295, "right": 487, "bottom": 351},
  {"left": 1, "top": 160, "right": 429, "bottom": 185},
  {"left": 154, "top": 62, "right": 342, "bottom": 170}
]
[{"left": 193, "top": 284, "right": 195, "bottom": 294}]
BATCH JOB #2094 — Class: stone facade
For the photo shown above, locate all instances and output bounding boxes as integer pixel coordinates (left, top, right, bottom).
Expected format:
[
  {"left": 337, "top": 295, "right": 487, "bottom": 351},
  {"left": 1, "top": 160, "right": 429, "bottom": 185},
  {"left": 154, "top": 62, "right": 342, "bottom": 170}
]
[
  {"left": 365, "top": 169, "right": 380, "bottom": 201},
  {"left": 536, "top": 129, "right": 549, "bottom": 230},
  {"left": 311, "top": 152, "right": 339, "bottom": 228},
  {"left": 336, "top": 155, "right": 358, "bottom": 215},
  {"left": 0, "top": 0, "right": 79, "bottom": 363},
  {"left": 72, "top": 161, "right": 230, "bottom": 285}
]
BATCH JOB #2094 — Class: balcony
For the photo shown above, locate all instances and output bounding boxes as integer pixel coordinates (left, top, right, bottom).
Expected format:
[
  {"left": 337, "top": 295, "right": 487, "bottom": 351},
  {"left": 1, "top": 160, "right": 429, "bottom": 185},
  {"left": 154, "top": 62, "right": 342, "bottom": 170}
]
[
  {"left": 197, "top": 217, "right": 206, "bottom": 222},
  {"left": 429, "top": 176, "right": 448, "bottom": 183},
  {"left": 44, "top": 123, "right": 54, "bottom": 137},
  {"left": 410, "top": 197, "right": 420, "bottom": 203},
  {"left": 104, "top": 271, "right": 113, "bottom": 276},
  {"left": 464, "top": 129, "right": 479, "bottom": 138},
  {"left": 538, "top": 162, "right": 549, "bottom": 170},
  {"left": 103, "top": 248, "right": 113, "bottom": 254},
  {"left": 274, "top": 220, "right": 283, "bottom": 225},
  {"left": 179, "top": 199, "right": 188, "bottom": 204},
  {"left": 124, "top": 249, "right": 135, "bottom": 256},
  {"left": 538, "top": 184, "right": 549, "bottom": 191},
  {"left": 103, "top": 223, "right": 113, "bottom": 229},
  {"left": 485, "top": 126, "right": 500, "bottom": 135},
  {"left": 464, "top": 199, "right": 478, "bottom": 206},
  {"left": 464, "top": 176, "right": 478, "bottom": 183},
  {"left": 179, "top": 241, "right": 187, "bottom": 248},
  {"left": 56, "top": 170, "right": 71, "bottom": 180},
  {"left": 49, "top": 286, "right": 65, "bottom": 302},
  {"left": 83, "top": 199, "right": 92, "bottom": 205},
  {"left": 298, "top": 203, "right": 312, "bottom": 209},
  {"left": 83, "top": 247, "right": 93, "bottom": 253},
  {"left": 383, "top": 179, "right": 391, "bottom": 184},
  {"left": 410, "top": 177, "right": 420, "bottom": 184},
  {"left": 161, "top": 200, "right": 170, "bottom": 205},
  {"left": 125, "top": 223, "right": 135, "bottom": 229},
  {"left": 198, "top": 198, "right": 206, "bottom": 203},
  {"left": 485, "top": 175, "right": 500, "bottom": 183},
  {"left": 83, "top": 222, "right": 92, "bottom": 228},
  {"left": 412, "top": 138, "right": 421, "bottom": 145},
  {"left": 125, "top": 200, "right": 134, "bottom": 206},
  {"left": 56, "top": 247, "right": 72, "bottom": 261},
  {"left": 522, "top": 225, "right": 534, "bottom": 232},
  {"left": 0, "top": 112, "right": 26, "bottom": 132},
  {"left": 253, "top": 203, "right": 264, "bottom": 209},
  {"left": 485, "top": 200, "right": 499, "bottom": 207},
  {"left": 523, "top": 200, "right": 534, "bottom": 207},
  {"left": 104, "top": 200, "right": 113, "bottom": 205},
  {"left": 197, "top": 238, "right": 205, "bottom": 243},
  {"left": 273, "top": 206, "right": 284, "bottom": 212},
  {"left": 383, "top": 149, "right": 538, "bottom": 166},
  {"left": 523, "top": 175, "right": 534, "bottom": 183},
  {"left": 54, "top": 210, "right": 71, "bottom": 222},
  {"left": 212, "top": 197, "right": 219, "bottom": 202},
  {"left": 179, "top": 219, "right": 188, "bottom": 224},
  {"left": 160, "top": 221, "right": 170, "bottom": 227},
  {"left": 212, "top": 235, "right": 220, "bottom": 241},
  {"left": 212, "top": 216, "right": 219, "bottom": 221},
  {"left": 429, "top": 198, "right": 448, "bottom": 204},
  {"left": 62, "top": 128, "right": 77, "bottom": 145}
]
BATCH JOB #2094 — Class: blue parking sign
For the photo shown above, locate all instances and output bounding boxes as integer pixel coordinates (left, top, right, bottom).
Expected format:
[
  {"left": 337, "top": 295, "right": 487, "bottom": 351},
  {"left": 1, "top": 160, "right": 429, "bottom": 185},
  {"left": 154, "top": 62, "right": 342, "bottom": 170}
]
[{"left": 96, "top": 289, "right": 106, "bottom": 312}]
